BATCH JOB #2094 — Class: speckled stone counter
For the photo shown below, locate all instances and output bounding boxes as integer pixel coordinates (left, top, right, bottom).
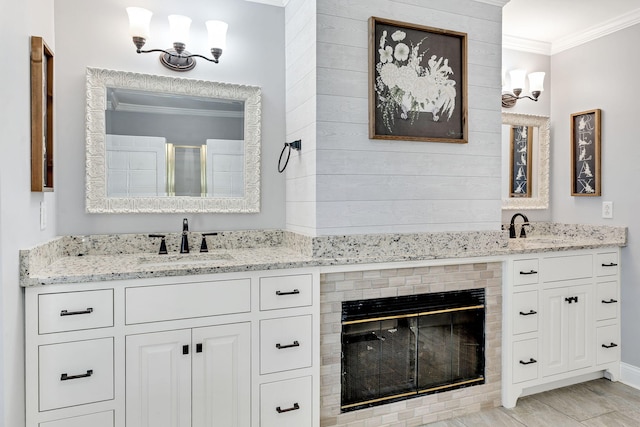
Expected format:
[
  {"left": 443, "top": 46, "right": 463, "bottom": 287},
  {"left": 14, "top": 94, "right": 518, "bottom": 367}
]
[{"left": 19, "top": 223, "right": 627, "bottom": 287}]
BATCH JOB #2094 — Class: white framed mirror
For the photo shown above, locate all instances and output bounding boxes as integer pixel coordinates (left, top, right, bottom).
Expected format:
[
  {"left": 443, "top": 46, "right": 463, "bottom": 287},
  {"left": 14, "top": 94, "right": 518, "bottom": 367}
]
[
  {"left": 501, "top": 112, "right": 550, "bottom": 210},
  {"left": 85, "top": 67, "right": 261, "bottom": 213}
]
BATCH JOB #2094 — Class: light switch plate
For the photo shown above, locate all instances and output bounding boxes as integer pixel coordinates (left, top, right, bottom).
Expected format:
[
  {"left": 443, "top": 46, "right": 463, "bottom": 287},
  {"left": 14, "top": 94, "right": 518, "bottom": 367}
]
[
  {"left": 40, "top": 201, "right": 47, "bottom": 230},
  {"left": 602, "top": 201, "right": 613, "bottom": 219}
]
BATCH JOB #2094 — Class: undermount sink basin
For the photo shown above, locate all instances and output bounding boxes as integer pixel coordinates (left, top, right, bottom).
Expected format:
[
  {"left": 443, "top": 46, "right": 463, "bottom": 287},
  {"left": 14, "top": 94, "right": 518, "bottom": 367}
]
[{"left": 138, "top": 252, "right": 234, "bottom": 267}]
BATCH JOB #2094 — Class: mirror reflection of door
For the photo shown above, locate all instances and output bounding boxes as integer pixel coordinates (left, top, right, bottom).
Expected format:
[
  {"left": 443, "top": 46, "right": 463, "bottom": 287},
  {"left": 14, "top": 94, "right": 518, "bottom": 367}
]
[{"left": 166, "top": 144, "right": 206, "bottom": 197}]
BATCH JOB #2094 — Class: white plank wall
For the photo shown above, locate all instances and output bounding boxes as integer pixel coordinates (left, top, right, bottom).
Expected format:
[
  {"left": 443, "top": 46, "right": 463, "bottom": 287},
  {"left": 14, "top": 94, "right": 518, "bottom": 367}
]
[{"left": 285, "top": 0, "right": 505, "bottom": 236}]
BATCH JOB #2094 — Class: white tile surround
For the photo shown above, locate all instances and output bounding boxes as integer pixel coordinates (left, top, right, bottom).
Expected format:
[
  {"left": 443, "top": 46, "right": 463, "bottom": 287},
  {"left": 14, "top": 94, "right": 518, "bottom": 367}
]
[{"left": 319, "top": 263, "right": 503, "bottom": 426}]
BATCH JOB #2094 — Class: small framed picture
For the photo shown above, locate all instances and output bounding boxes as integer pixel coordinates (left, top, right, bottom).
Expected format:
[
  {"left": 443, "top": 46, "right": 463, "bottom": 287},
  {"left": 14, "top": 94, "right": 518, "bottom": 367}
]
[
  {"left": 369, "top": 17, "right": 467, "bottom": 143},
  {"left": 509, "top": 125, "right": 533, "bottom": 197},
  {"left": 570, "top": 109, "right": 601, "bottom": 196},
  {"left": 31, "top": 36, "right": 54, "bottom": 192}
]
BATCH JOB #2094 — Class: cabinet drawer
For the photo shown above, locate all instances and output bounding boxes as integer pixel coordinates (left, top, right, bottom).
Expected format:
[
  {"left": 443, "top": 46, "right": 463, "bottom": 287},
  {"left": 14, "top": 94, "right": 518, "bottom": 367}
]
[
  {"left": 596, "top": 325, "right": 620, "bottom": 365},
  {"left": 39, "top": 290, "right": 113, "bottom": 334},
  {"left": 39, "top": 338, "right": 114, "bottom": 411},
  {"left": 596, "top": 252, "right": 619, "bottom": 277},
  {"left": 541, "top": 254, "right": 593, "bottom": 282},
  {"left": 125, "top": 278, "right": 250, "bottom": 324},
  {"left": 260, "top": 315, "right": 312, "bottom": 374},
  {"left": 40, "top": 411, "right": 114, "bottom": 427},
  {"left": 513, "top": 291, "right": 538, "bottom": 335},
  {"left": 260, "top": 376, "right": 312, "bottom": 427},
  {"left": 513, "top": 339, "right": 539, "bottom": 383},
  {"left": 260, "top": 274, "right": 312, "bottom": 311},
  {"left": 513, "top": 259, "right": 539, "bottom": 286},
  {"left": 596, "top": 281, "right": 619, "bottom": 321}
]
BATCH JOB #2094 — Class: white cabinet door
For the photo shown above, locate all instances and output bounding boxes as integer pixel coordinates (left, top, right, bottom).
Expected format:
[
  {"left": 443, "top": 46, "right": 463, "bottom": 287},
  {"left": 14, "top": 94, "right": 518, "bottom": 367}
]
[
  {"left": 192, "top": 323, "right": 251, "bottom": 427},
  {"left": 541, "top": 284, "right": 594, "bottom": 377},
  {"left": 126, "top": 330, "right": 192, "bottom": 427}
]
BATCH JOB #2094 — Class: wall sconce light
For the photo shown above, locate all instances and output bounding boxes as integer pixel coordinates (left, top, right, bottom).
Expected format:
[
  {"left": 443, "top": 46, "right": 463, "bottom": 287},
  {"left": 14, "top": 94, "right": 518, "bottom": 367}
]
[
  {"left": 126, "top": 7, "right": 228, "bottom": 72},
  {"left": 502, "top": 69, "right": 545, "bottom": 108}
]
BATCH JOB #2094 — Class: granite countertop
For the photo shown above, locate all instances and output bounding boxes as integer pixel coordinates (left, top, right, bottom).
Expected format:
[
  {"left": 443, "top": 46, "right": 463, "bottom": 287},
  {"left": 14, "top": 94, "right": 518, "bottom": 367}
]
[{"left": 20, "top": 223, "right": 627, "bottom": 287}]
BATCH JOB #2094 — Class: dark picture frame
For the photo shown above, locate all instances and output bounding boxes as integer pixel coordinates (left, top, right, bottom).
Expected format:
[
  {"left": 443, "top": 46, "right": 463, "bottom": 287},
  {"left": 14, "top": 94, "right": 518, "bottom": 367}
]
[
  {"left": 570, "top": 109, "right": 601, "bottom": 196},
  {"left": 509, "top": 125, "right": 533, "bottom": 197},
  {"left": 31, "top": 36, "right": 54, "bottom": 192},
  {"left": 369, "top": 17, "right": 467, "bottom": 143}
]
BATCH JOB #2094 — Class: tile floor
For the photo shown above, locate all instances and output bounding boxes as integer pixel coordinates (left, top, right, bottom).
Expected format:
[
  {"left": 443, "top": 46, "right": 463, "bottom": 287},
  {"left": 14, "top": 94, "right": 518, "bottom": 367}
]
[{"left": 422, "top": 379, "right": 640, "bottom": 427}]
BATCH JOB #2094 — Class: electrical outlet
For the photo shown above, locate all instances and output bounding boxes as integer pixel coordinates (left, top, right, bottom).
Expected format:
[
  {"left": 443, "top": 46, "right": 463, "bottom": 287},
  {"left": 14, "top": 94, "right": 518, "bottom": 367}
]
[
  {"left": 40, "top": 201, "right": 47, "bottom": 230},
  {"left": 602, "top": 201, "right": 613, "bottom": 219}
]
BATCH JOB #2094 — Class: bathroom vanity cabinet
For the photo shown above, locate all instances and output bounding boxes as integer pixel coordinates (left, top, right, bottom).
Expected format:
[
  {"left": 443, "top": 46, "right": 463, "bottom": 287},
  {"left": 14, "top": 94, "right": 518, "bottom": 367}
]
[
  {"left": 502, "top": 248, "right": 621, "bottom": 408},
  {"left": 25, "top": 268, "right": 320, "bottom": 427}
]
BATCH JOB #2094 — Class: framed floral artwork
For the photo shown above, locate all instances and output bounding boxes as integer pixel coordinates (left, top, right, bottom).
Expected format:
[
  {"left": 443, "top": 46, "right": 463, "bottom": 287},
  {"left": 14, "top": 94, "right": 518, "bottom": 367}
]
[
  {"left": 509, "top": 125, "right": 533, "bottom": 197},
  {"left": 369, "top": 17, "right": 467, "bottom": 143},
  {"left": 570, "top": 109, "right": 601, "bottom": 196}
]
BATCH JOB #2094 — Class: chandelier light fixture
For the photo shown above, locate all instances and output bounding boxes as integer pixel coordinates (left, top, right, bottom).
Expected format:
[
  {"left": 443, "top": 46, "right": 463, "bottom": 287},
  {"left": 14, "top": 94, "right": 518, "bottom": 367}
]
[
  {"left": 126, "top": 7, "right": 228, "bottom": 72},
  {"left": 502, "top": 69, "right": 545, "bottom": 108}
]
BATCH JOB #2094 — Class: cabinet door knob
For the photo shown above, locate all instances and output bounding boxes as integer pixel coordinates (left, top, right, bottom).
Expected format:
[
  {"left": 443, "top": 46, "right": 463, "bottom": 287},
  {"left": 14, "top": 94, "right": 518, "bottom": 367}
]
[
  {"left": 602, "top": 299, "right": 618, "bottom": 304},
  {"left": 519, "top": 310, "right": 537, "bottom": 316},
  {"left": 519, "top": 270, "right": 538, "bottom": 275},
  {"left": 602, "top": 343, "right": 618, "bottom": 349},
  {"left": 60, "top": 307, "right": 93, "bottom": 316},
  {"left": 60, "top": 369, "right": 93, "bottom": 381},
  {"left": 276, "top": 402, "right": 300, "bottom": 413},
  {"left": 276, "top": 340, "right": 300, "bottom": 350},
  {"left": 519, "top": 358, "right": 537, "bottom": 365},
  {"left": 276, "top": 289, "right": 300, "bottom": 296},
  {"left": 601, "top": 262, "right": 618, "bottom": 267}
]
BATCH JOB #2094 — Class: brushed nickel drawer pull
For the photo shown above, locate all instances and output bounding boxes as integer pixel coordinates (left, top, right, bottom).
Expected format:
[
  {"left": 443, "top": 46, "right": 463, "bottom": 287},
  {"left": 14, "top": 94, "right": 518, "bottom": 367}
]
[
  {"left": 276, "top": 402, "right": 300, "bottom": 413},
  {"left": 276, "top": 340, "right": 300, "bottom": 350},
  {"left": 602, "top": 343, "right": 618, "bottom": 349},
  {"left": 60, "top": 369, "right": 93, "bottom": 381},
  {"left": 60, "top": 308, "right": 93, "bottom": 316},
  {"left": 276, "top": 289, "right": 300, "bottom": 296},
  {"left": 519, "top": 358, "right": 537, "bottom": 365},
  {"left": 602, "top": 299, "right": 618, "bottom": 304}
]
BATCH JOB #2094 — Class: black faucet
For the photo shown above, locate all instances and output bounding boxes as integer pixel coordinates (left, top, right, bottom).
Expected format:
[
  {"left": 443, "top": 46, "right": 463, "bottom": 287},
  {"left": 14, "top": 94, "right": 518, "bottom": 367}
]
[
  {"left": 509, "top": 213, "right": 530, "bottom": 238},
  {"left": 180, "top": 218, "right": 189, "bottom": 253}
]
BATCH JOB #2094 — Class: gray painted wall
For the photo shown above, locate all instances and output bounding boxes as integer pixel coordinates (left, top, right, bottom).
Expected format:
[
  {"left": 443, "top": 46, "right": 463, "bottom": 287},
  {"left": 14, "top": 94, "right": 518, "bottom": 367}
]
[
  {"left": 549, "top": 24, "right": 640, "bottom": 368},
  {"left": 286, "top": 0, "right": 505, "bottom": 236},
  {"left": 54, "top": 0, "right": 286, "bottom": 235},
  {"left": 0, "top": 1, "right": 57, "bottom": 425}
]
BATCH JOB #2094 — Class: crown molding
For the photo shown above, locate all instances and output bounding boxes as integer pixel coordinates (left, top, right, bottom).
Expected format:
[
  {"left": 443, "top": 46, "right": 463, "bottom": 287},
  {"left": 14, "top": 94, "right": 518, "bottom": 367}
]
[
  {"left": 551, "top": 7, "right": 640, "bottom": 55},
  {"left": 502, "top": 34, "right": 551, "bottom": 55},
  {"left": 244, "top": 0, "right": 288, "bottom": 6}
]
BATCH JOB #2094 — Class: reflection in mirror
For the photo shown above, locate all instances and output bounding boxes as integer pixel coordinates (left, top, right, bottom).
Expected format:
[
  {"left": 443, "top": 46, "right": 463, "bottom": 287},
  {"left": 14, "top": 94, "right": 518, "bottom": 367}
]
[
  {"left": 86, "top": 67, "right": 261, "bottom": 213},
  {"left": 502, "top": 113, "right": 550, "bottom": 210}
]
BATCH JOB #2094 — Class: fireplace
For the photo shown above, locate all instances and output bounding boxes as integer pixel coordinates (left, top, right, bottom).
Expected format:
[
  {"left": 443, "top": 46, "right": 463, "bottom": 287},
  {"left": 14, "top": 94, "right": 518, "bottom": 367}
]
[{"left": 341, "top": 289, "right": 485, "bottom": 412}]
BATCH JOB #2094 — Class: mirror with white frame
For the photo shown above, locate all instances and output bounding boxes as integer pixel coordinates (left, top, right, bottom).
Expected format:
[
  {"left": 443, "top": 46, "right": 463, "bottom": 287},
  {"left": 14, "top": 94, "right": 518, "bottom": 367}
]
[
  {"left": 501, "top": 112, "right": 550, "bottom": 210},
  {"left": 85, "top": 67, "right": 261, "bottom": 213}
]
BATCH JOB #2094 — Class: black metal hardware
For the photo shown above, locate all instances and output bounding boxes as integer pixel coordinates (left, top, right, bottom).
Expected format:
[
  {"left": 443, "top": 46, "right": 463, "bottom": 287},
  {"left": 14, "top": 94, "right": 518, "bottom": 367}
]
[
  {"left": 278, "top": 140, "right": 302, "bottom": 173},
  {"left": 519, "top": 270, "right": 538, "bottom": 275},
  {"left": 519, "top": 310, "right": 537, "bottom": 316},
  {"left": 276, "top": 403, "right": 300, "bottom": 413},
  {"left": 180, "top": 218, "right": 189, "bottom": 254},
  {"left": 60, "top": 308, "right": 93, "bottom": 316},
  {"left": 60, "top": 369, "right": 93, "bottom": 381},
  {"left": 183, "top": 345, "right": 189, "bottom": 355},
  {"left": 199, "top": 232, "right": 219, "bottom": 253},
  {"left": 276, "top": 340, "right": 300, "bottom": 350},
  {"left": 602, "top": 343, "right": 618, "bottom": 349},
  {"left": 565, "top": 296, "right": 579, "bottom": 304},
  {"left": 149, "top": 234, "right": 168, "bottom": 254},
  {"left": 276, "top": 289, "right": 300, "bottom": 296},
  {"left": 601, "top": 263, "right": 618, "bottom": 267},
  {"left": 519, "top": 358, "right": 537, "bottom": 365},
  {"left": 602, "top": 299, "right": 618, "bottom": 304},
  {"left": 196, "top": 343, "right": 203, "bottom": 353}
]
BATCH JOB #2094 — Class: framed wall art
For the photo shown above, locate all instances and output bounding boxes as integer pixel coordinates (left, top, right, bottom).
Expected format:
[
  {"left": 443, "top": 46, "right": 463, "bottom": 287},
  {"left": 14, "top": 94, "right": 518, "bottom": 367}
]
[
  {"left": 509, "top": 125, "right": 533, "bottom": 197},
  {"left": 570, "top": 109, "right": 601, "bottom": 196},
  {"left": 31, "top": 36, "right": 54, "bottom": 192},
  {"left": 368, "top": 17, "right": 467, "bottom": 143}
]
